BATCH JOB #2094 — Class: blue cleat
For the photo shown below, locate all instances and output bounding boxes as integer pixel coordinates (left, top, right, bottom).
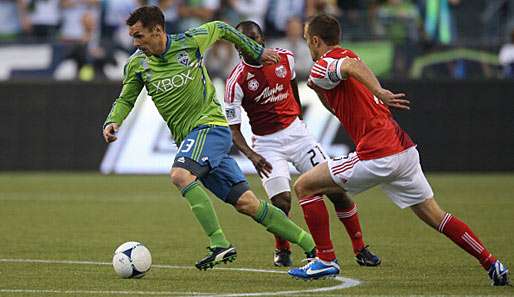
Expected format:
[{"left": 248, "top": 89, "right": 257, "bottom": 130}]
[
  {"left": 488, "top": 260, "right": 510, "bottom": 286},
  {"left": 288, "top": 258, "right": 340, "bottom": 280},
  {"left": 355, "top": 245, "right": 381, "bottom": 267}
]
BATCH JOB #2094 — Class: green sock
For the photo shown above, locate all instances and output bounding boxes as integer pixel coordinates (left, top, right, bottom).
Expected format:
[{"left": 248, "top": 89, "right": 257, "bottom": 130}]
[
  {"left": 254, "top": 200, "right": 315, "bottom": 253},
  {"left": 181, "top": 181, "right": 230, "bottom": 249}
]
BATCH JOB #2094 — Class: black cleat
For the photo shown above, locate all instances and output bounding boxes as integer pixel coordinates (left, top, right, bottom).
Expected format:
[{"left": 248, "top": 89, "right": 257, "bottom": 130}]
[
  {"left": 488, "top": 260, "right": 510, "bottom": 286},
  {"left": 355, "top": 245, "right": 381, "bottom": 267},
  {"left": 273, "top": 249, "right": 292, "bottom": 267},
  {"left": 195, "top": 245, "right": 237, "bottom": 270}
]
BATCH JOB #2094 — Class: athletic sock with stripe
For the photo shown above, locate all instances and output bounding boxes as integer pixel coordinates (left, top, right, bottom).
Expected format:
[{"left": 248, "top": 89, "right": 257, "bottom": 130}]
[
  {"left": 299, "top": 195, "right": 336, "bottom": 261},
  {"left": 335, "top": 202, "right": 366, "bottom": 254},
  {"left": 438, "top": 213, "right": 496, "bottom": 270},
  {"left": 254, "top": 200, "right": 315, "bottom": 253},
  {"left": 182, "top": 181, "right": 230, "bottom": 249}
]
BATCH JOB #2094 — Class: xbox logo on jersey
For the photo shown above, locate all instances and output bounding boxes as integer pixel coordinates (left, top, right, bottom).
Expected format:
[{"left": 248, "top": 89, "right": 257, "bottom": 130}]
[{"left": 151, "top": 70, "right": 195, "bottom": 93}]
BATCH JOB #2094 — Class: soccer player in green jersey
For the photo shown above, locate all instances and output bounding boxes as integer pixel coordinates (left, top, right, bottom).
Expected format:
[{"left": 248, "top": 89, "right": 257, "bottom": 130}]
[{"left": 102, "top": 6, "right": 316, "bottom": 270}]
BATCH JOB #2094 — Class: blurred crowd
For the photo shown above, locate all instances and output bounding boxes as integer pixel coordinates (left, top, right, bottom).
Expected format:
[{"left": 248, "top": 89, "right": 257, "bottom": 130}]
[{"left": 1, "top": 0, "right": 514, "bottom": 80}]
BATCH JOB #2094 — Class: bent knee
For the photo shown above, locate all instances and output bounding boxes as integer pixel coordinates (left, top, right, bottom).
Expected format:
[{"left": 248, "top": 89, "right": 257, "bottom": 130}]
[
  {"left": 169, "top": 168, "right": 196, "bottom": 189},
  {"left": 410, "top": 197, "right": 445, "bottom": 229},
  {"left": 293, "top": 177, "right": 311, "bottom": 198},
  {"left": 271, "top": 192, "right": 291, "bottom": 214},
  {"left": 234, "top": 191, "right": 259, "bottom": 216},
  {"left": 326, "top": 192, "right": 353, "bottom": 208}
]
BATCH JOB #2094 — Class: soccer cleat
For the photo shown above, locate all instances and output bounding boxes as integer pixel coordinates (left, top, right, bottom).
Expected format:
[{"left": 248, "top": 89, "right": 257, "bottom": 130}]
[
  {"left": 355, "top": 245, "right": 381, "bottom": 267},
  {"left": 288, "top": 258, "right": 340, "bottom": 280},
  {"left": 488, "top": 260, "right": 510, "bottom": 286},
  {"left": 273, "top": 249, "right": 292, "bottom": 267},
  {"left": 195, "top": 245, "right": 237, "bottom": 270}
]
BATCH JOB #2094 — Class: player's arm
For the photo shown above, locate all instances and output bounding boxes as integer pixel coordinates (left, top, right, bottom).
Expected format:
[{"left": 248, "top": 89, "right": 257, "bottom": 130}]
[
  {"left": 224, "top": 77, "right": 272, "bottom": 177},
  {"left": 190, "top": 21, "right": 279, "bottom": 64},
  {"left": 290, "top": 78, "right": 303, "bottom": 120},
  {"left": 337, "top": 58, "right": 410, "bottom": 110},
  {"left": 229, "top": 124, "right": 272, "bottom": 178},
  {"left": 103, "top": 60, "right": 144, "bottom": 143},
  {"left": 307, "top": 79, "right": 337, "bottom": 116},
  {"left": 286, "top": 53, "right": 303, "bottom": 120}
]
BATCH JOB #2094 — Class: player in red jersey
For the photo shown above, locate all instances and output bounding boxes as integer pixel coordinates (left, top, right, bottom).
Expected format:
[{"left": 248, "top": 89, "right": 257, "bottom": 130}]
[
  {"left": 288, "top": 14, "right": 510, "bottom": 285},
  {"left": 224, "top": 21, "right": 381, "bottom": 268}
]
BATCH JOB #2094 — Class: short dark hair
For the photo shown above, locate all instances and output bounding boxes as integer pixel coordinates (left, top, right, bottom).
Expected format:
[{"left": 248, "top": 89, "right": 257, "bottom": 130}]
[
  {"left": 235, "top": 21, "right": 264, "bottom": 40},
  {"left": 126, "top": 6, "right": 165, "bottom": 31},
  {"left": 307, "top": 14, "right": 341, "bottom": 46}
]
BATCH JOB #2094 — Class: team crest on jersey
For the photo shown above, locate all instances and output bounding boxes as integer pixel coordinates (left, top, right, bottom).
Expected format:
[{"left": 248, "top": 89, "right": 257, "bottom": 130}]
[
  {"left": 176, "top": 51, "right": 190, "bottom": 66},
  {"left": 248, "top": 79, "right": 259, "bottom": 91},
  {"left": 275, "top": 65, "right": 287, "bottom": 78}
]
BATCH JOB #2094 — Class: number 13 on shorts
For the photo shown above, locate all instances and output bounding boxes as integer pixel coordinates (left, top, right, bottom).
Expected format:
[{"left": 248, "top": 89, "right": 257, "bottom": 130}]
[{"left": 179, "top": 139, "right": 195, "bottom": 153}]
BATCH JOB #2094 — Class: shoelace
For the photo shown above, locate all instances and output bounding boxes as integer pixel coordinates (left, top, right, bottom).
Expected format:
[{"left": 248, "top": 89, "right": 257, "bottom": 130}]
[{"left": 299, "top": 257, "right": 318, "bottom": 270}]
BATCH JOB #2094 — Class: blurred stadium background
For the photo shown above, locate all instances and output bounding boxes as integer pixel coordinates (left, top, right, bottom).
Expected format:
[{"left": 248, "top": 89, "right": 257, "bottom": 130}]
[
  {"left": 1, "top": 0, "right": 514, "bottom": 296},
  {"left": 1, "top": 0, "right": 513, "bottom": 172}
]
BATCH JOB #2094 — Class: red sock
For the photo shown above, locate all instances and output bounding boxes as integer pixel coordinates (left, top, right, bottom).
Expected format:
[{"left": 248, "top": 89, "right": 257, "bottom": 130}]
[
  {"left": 299, "top": 195, "right": 335, "bottom": 261},
  {"left": 438, "top": 213, "right": 496, "bottom": 270},
  {"left": 335, "top": 202, "right": 365, "bottom": 254},
  {"left": 274, "top": 235, "right": 290, "bottom": 251}
]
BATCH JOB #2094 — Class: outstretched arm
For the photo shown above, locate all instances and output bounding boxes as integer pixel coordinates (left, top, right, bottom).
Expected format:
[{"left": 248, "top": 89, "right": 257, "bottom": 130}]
[
  {"left": 229, "top": 124, "right": 273, "bottom": 178},
  {"left": 338, "top": 58, "right": 410, "bottom": 110},
  {"left": 190, "top": 21, "right": 279, "bottom": 64}
]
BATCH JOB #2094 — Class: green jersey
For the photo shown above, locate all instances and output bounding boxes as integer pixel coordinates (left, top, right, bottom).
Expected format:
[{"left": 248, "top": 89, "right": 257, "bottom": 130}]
[{"left": 104, "top": 21, "right": 263, "bottom": 144}]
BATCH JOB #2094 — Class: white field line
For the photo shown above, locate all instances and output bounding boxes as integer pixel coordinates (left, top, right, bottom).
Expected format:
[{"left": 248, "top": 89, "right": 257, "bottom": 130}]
[
  {"left": 0, "top": 258, "right": 360, "bottom": 297},
  {"left": 0, "top": 289, "right": 207, "bottom": 296}
]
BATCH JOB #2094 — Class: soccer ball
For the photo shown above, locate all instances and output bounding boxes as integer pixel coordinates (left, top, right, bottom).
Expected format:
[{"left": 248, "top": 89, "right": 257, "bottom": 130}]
[{"left": 112, "top": 241, "right": 152, "bottom": 278}]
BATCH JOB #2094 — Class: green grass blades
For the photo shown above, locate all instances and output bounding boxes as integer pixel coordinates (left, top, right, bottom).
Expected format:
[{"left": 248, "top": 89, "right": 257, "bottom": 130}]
[{"left": 0, "top": 173, "right": 513, "bottom": 296}]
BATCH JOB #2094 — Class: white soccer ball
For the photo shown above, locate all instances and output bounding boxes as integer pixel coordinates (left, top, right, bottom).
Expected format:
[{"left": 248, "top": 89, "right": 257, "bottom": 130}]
[{"left": 112, "top": 241, "right": 152, "bottom": 278}]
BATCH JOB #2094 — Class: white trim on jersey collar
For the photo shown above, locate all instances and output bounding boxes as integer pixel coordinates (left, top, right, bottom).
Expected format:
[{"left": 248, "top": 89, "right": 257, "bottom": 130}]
[
  {"left": 320, "top": 46, "right": 346, "bottom": 59},
  {"left": 242, "top": 59, "right": 264, "bottom": 68}
]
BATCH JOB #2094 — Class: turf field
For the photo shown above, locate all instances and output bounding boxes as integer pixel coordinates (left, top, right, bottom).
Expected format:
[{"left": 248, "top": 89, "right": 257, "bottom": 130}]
[{"left": 0, "top": 173, "right": 513, "bottom": 296}]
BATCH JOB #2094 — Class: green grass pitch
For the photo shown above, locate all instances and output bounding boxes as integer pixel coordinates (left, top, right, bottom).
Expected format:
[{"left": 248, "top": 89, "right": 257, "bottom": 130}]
[{"left": 0, "top": 173, "right": 513, "bottom": 296}]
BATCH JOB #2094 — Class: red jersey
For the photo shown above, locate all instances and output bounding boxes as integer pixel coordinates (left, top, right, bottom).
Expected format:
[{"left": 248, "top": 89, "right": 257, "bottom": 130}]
[
  {"left": 224, "top": 48, "right": 301, "bottom": 136},
  {"left": 309, "top": 47, "right": 414, "bottom": 160}
]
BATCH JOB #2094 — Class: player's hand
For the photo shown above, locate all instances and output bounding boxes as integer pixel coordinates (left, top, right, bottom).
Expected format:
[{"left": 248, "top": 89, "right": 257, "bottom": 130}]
[
  {"left": 307, "top": 79, "right": 315, "bottom": 89},
  {"left": 249, "top": 152, "right": 273, "bottom": 178},
  {"left": 307, "top": 79, "right": 323, "bottom": 93},
  {"left": 103, "top": 123, "right": 120, "bottom": 143},
  {"left": 376, "top": 88, "right": 410, "bottom": 110},
  {"left": 260, "top": 48, "right": 280, "bottom": 65}
]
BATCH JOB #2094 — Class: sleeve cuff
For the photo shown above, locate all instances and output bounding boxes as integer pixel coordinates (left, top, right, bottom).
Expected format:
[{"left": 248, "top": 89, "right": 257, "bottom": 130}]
[
  {"left": 336, "top": 58, "right": 347, "bottom": 80},
  {"left": 255, "top": 47, "right": 264, "bottom": 63}
]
